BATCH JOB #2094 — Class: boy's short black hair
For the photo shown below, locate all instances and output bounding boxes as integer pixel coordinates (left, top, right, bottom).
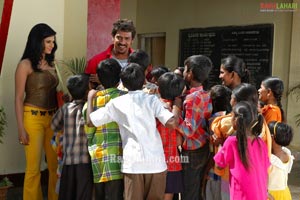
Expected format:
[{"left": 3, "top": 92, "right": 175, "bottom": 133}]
[
  {"left": 151, "top": 66, "right": 169, "bottom": 81},
  {"left": 232, "top": 83, "right": 258, "bottom": 106},
  {"left": 210, "top": 85, "right": 232, "bottom": 113},
  {"left": 184, "top": 55, "right": 213, "bottom": 83},
  {"left": 120, "top": 63, "right": 145, "bottom": 91},
  {"left": 158, "top": 72, "right": 185, "bottom": 100},
  {"left": 268, "top": 121, "right": 293, "bottom": 146},
  {"left": 97, "top": 58, "right": 121, "bottom": 89},
  {"left": 67, "top": 74, "right": 89, "bottom": 100},
  {"left": 128, "top": 49, "right": 150, "bottom": 72}
]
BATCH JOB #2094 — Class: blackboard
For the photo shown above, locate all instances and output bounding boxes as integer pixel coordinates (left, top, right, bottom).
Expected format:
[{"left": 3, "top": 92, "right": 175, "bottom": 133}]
[{"left": 179, "top": 24, "right": 274, "bottom": 89}]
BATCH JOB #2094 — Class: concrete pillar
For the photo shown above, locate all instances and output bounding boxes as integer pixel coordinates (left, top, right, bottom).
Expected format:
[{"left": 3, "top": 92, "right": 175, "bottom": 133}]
[
  {"left": 287, "top": 0, "right": 300, "bottom": 148},
  {"left": 87, "top": 0, "right": 120, "bottom": 60}
]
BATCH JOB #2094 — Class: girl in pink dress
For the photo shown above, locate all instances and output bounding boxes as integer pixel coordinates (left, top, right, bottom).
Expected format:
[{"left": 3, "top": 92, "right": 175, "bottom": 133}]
[{"left": 214, "top": 101, "right": 270, "bottom": 199}]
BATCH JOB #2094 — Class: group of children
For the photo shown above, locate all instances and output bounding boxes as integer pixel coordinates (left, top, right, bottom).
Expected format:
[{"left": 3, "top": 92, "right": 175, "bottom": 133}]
[
  {"left": 206, "top": 68, "right": 294, "bottom": 199},
  {"left": 50, "top": 50, "right": 294, "bottom": 200}
]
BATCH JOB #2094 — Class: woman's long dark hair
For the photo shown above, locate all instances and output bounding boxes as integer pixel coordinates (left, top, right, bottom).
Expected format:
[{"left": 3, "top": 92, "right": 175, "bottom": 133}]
[
  {"left": 221, "top": 55, "right": 250, "bottom": 83},
  {"left": 21, "top": 23, "right": 57, "bottom": 71},
  {"left": 233, "top": 101, "right": 263, "bottom": 169},
  {"left": 262, "top": 77, "right": 285, "bottom": 122}
]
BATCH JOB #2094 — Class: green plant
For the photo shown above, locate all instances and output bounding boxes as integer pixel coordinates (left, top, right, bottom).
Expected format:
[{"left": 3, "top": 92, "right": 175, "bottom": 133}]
[
  {"left": 0, "top": 106, "right": 7, "bottom": 144},
  {"left": 55, "top": 57, "right": 87, "bottom": 95},
  {"left": 0, "top": 177, "right": 13, "bottom": 187},
  {"left": 288, "top": 83, "right": 300, "bottom": 126},
  {"left": 288, "top": 83, "right": 300, "bottom": 101},
  {"left": 62, "top": 57, "right": 87, "bottom": 74}
]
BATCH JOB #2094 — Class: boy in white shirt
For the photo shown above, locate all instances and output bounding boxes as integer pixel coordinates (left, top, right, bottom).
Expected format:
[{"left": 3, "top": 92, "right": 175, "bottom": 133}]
[{"left": 86, "top": 63, "right": 180, "bottom": 200}]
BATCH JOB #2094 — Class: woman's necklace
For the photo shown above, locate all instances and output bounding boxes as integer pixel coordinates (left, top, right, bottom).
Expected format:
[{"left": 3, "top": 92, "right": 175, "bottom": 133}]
[{"left": 38, "top": 59, "right": 50, "bottom": 70}]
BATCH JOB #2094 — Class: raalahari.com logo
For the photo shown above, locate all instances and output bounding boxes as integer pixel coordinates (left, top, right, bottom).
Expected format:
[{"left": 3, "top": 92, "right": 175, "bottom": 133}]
[{"left": 260, "top": 2, "right": 298, "bottom": 12}]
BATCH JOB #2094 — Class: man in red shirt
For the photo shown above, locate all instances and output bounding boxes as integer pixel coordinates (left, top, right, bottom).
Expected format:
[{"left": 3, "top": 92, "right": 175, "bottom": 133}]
[{"left": 85, "top": 19, "right": 136, "bottom": 88}]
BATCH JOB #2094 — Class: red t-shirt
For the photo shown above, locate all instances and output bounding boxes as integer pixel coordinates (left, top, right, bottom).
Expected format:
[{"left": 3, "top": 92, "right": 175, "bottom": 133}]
[
  {"left": 85, "top": 44, "right": 134, "bottom": 74},
  {"left": 157, "top": 99, "right": 182, "bottom": 171}
]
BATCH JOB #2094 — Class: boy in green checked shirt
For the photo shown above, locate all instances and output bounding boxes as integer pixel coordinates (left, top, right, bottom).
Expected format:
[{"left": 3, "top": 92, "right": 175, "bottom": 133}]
[{"left": 83, "top": 58, "right": 126, "bottom": 200}]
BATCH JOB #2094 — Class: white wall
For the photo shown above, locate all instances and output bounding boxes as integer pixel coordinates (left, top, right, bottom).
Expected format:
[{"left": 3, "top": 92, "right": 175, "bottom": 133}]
[
  {"left": 287, "top": 0, "right": 300, "bottom": 150},
  {"left": 63, "top": 0, "right": 87, "bottom": 59},
  {"left": 0, "top": 0, "right": 4, "bottom": 18},
  {"left": 120, "top": 0, "right": 138, "bottom": 49},
  {"left": 0, "top": 0, "right": 87, "bottom": 174}
]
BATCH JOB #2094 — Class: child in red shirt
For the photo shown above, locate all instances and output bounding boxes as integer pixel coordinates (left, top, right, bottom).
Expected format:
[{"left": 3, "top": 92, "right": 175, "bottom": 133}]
[{"left": 157, "top": 72, "right": 186, "bottom": 200}]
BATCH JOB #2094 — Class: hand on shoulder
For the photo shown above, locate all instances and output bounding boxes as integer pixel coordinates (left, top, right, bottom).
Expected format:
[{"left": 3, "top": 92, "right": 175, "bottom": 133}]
[{"left": 88, "top": 89, "right": 98, "bottom": 100}]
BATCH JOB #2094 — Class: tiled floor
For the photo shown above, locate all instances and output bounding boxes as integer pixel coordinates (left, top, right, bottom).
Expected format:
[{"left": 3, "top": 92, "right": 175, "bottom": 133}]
[{"left": 6, "top": 186, "right": 47, "bottom": 200}]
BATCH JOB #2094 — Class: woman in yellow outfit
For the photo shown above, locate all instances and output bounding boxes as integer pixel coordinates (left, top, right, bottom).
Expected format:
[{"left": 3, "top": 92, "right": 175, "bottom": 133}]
[{"left": 15, "top": 23, "right": 58, "bottom": 200}]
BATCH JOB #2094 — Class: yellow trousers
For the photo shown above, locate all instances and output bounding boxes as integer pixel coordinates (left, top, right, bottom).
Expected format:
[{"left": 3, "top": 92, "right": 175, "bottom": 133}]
[{"left": 23, "top": 105, "right": 58, "bottom": 200}]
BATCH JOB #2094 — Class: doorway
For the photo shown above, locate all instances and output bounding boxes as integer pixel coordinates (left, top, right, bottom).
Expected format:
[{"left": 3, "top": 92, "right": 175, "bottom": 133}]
[{"left": 138, "top": 33, "right": 166, "bottom": 66}]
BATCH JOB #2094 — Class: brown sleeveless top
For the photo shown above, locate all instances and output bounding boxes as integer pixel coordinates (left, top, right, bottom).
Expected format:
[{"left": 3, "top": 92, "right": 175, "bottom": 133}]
[{"left": 24, "top": 69, "right": 58, "bottom": 109}]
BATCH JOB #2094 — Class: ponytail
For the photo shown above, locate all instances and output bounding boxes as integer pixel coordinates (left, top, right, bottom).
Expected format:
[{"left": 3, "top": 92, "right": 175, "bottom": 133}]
[
  {"left": 276, "top": 95, "right": 285, "bottom": 122},
  {"left": 236, "top": 116, "right": 249, "bottom": 168},
  {"left": 241, "top": 68, "right": 251, "bottom": 84},
  {"left": 251, "top": 114, "right": 264, "bottom": 137},
  {"left": 262, "top": 77, "right": 285, "bottom": 121},
  {"left": 233, "top": 101, "right": 261, "bottom": 170}
]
